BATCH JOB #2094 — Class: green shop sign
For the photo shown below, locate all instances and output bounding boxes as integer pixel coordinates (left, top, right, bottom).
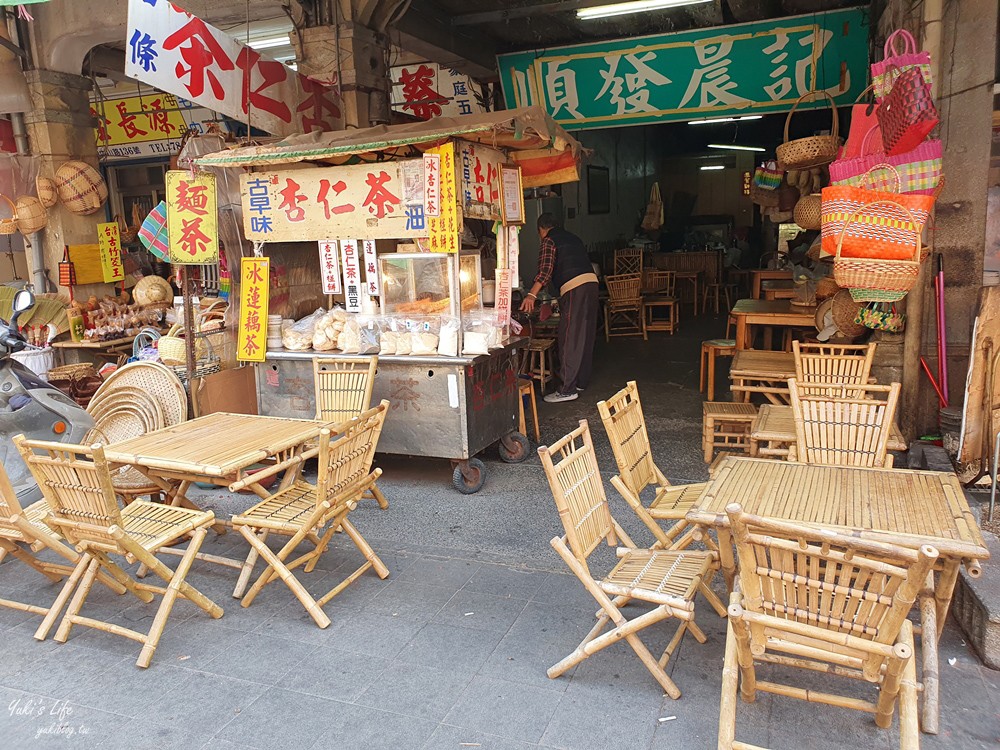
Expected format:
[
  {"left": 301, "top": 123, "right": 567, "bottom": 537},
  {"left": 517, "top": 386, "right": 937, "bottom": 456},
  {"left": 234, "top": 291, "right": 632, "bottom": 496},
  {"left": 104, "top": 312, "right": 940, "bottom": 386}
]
[{"left": 498, "top": 6, "right": 870, "bottom": 131}]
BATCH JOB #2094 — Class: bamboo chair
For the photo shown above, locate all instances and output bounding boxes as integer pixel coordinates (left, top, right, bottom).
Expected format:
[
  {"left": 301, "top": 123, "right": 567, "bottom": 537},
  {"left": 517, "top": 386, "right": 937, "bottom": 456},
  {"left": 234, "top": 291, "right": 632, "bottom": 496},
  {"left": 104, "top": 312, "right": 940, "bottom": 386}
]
[
  {"left": 642, "top": 270, "right": 678, "bottom": 334},
  {"left": 539, "top": 420, "right": 723, "bottom": 697},
  {"left": 13, "top": 437, "right": 222, "bottom": 667},
  {"left": 719, "top": 503, "right": 936, "bottom": 750},
  {"left": 0, "top": 459, "right": 128, "bottom": 629},
  {"left": 604, "top": 273, "right": 647, "bottom": 342},
  {"left": 597, "top": 381, "right": 715, "bottom": 552},
  {"left": 613, "top": 247, "right": 642, "bottom": 275},
  {"left": 792, "top": 341, "right": 876, "bottom": 396},
  {"left": 312, "top": 356, "right": 387, "bottom": 510},
  {"left": 788, "top": 380, "right": 901, "bottom": 468},
  {"left": 232, "top": 401, "right": 390, "bottom": 629}
]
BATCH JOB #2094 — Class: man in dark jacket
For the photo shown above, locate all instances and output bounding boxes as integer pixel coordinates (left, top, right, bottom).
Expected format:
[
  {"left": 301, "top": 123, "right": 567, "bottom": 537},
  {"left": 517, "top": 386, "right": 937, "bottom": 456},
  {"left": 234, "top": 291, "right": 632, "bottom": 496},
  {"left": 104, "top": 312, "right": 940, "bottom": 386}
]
[{"left": 519, "top": 213, "right": 599, "bottom": 403}]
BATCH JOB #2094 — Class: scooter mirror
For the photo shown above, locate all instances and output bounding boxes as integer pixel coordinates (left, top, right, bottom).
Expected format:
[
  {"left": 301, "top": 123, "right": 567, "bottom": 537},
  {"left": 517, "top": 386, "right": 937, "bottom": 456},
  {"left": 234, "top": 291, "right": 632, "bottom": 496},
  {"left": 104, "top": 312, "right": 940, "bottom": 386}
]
[{"left": 12, "top": 289, "right": 34, "bottom": 313}]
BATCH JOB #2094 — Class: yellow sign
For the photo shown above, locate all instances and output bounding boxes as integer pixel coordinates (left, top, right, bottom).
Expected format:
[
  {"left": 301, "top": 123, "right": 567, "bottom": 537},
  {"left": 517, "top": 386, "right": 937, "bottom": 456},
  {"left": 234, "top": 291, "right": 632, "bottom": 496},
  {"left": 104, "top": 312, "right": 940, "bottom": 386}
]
[
  {"left": 166, "top": 170, "right": 218, "bottom": 265},
  {"left": 426, "top": 142, "right": 460, "bottom": 253},
  {"left": 97, "top": 222, "right": 125, "bottom": 283},
  {"left": 237, "top": 257, "right": 269, "bottom": 362}
]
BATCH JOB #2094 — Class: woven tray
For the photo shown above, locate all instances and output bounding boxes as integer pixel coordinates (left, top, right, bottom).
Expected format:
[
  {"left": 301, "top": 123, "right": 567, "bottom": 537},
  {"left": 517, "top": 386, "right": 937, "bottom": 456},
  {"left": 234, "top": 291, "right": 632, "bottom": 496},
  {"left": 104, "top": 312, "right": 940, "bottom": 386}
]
[{"left": 87, "top": 361, "right": 187, "bottom": 426}]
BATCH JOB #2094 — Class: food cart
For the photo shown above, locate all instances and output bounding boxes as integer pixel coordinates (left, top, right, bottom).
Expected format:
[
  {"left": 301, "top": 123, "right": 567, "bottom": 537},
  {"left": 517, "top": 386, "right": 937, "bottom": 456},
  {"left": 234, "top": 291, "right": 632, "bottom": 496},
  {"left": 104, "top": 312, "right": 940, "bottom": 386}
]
[{"left": 194, "top": 108, "right": 582, "bottom": 493}]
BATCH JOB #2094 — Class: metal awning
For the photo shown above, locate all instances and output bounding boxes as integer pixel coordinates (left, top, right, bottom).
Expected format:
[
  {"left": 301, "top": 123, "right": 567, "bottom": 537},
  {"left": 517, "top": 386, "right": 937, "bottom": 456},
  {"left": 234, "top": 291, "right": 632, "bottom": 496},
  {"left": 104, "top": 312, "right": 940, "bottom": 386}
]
[{"left": 193, "top": 106, "right": 581, "bottom": 169}]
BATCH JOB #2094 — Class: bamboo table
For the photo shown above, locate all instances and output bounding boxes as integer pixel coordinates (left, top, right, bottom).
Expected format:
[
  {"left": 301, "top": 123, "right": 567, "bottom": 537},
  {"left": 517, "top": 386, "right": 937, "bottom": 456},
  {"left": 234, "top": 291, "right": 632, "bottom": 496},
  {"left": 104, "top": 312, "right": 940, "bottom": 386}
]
[
  {"left": 104, "top": 412, "right": 336, "bottom": 597},
  {"left": 761, "top": 279, "right": 797, "bottom": 300},
  {"left": 688, "top": 457, "right": 990, "bottom": 735},
  {"left": 751, "top": 269, "right": 793, "bottom": 298},
  {"left": 749, "top": 403, "right": 908, "bottom": 456},
  {"left": 729, "top": 349, "right": 796, "bottom": 404},
  {"left": 730, "top": 299, "right": 816, "bottom": 350}
]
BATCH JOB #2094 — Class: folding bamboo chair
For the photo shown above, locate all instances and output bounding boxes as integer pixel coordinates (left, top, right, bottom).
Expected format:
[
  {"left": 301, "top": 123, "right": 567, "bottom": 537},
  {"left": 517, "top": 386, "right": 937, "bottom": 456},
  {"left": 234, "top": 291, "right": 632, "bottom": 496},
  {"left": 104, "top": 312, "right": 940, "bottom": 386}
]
[
  {"left": 597, "top": 381, "right": 714, "bottom": 552},
  {"left": 788, "top": 380, "right": 901, "bottom": 468},
  {"left": 792, "top": 341, "right": 876, "bottom": 396},
  {"left": 539, "top": 420, "right": 724, "bottom": 697},
  {"left": 719, "top": 503, "right": 935, "bottom": 750},
  {"left": 313, "top": 356, "right": 387, "bottom": 510},
  {"left": 0, "top": 460, "right": 128, "bottom": 629},
  {"left": 604, "top": 273, "right": 647, "bottom": 341},
  {"left": 14, "top": 437, "right": 222, "bottom": 667},
  {"left": 232, "top": 402, "right": 390, "bottom": 629}
]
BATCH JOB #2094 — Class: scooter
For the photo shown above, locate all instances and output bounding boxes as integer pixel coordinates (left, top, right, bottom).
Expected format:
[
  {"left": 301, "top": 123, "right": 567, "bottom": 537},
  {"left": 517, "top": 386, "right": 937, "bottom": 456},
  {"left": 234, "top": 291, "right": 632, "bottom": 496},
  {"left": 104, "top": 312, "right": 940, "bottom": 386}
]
[{"left": 0, "top": 287, "right": 94, "bottom": 504}]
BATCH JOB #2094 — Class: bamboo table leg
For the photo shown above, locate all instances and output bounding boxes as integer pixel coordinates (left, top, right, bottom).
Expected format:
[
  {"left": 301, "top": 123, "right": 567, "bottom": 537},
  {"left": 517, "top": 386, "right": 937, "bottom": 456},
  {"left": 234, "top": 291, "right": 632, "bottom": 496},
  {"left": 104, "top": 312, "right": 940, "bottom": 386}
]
[
  {"left": 735, "top": 319, "right": 748, "bottom": 350},
  {"left": 717, "top": 527, "right": 736, "bottom": 592},
  {"left": 919, "top": 574, "right": 940, "bottom": 735}
]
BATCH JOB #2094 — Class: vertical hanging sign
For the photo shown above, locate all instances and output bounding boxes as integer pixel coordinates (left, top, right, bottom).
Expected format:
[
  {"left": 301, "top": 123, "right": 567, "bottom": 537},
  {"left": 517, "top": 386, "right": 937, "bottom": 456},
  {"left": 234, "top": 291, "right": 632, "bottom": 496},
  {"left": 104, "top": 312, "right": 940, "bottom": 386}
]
[
  {"left": 501, "top": 166, "right": 524, "bottom": 225},
  {"left": 318, "top": 240, "right": 341, "bottom": 294},
  {"left": 426, "top": 143, "right": 460, "bottom": 253},
  {"left": 495, "top": 269, "right": 513, "bottom": 327},
  {"left": 341, "top": 239, "right": 362, "bottom": 312},
  {"left": 423, "top": 153, "right": 441, "bottom": 218},
  {"left": 238, "top": 257, "right": 269, "bottom": 362},
  {"left": 361, "top": 240, "right": 380, "bottom": 297},
  {"left": 96, "top": 222, "right": 125, "bottom": 282},
  {"left": 506, "top": 225, "right": 520, "bottom": 286},
  {"left": 166, "top": 170, "right": 218, "bottom": 264}
]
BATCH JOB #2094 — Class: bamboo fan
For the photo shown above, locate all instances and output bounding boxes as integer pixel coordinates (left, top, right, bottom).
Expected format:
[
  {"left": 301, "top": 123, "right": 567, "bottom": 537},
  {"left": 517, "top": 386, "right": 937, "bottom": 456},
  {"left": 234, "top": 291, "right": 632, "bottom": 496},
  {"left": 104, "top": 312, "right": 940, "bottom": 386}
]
[{"left": 0, "top": 287, "right": 70, "bottom": 334}]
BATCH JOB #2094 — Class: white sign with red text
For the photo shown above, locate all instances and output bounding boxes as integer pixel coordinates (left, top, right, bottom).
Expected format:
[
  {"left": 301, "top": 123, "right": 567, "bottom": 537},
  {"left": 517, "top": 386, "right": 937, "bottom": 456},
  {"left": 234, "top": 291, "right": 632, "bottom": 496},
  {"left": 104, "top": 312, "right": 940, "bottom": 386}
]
[
  {"left": 340, "top": 240, "right": 362, "bottom": 313},
  {"left": 318, "top": 240, "right": 341, "bottom": 295},
  {"left": 361, "top": 240, "right": 380, "bottom": 298},
  {"left": 125, "top": 0, "right": 342, "bottom": 137}
]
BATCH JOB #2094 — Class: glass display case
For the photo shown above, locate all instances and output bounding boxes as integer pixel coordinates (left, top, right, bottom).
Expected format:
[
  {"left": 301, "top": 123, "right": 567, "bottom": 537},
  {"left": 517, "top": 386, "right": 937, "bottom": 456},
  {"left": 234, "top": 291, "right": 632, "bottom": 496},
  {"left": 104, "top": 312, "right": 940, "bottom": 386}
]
[{"left": 379, "top": 252, "right": 482, "bottom": 317}]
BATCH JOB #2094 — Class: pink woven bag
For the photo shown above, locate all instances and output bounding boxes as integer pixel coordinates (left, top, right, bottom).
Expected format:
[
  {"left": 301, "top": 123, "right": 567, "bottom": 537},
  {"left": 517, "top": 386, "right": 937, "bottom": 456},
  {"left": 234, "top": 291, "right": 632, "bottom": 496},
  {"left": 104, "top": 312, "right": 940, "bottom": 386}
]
[{"left": 871, "top": 29, "right": 933, "bottom": 100}]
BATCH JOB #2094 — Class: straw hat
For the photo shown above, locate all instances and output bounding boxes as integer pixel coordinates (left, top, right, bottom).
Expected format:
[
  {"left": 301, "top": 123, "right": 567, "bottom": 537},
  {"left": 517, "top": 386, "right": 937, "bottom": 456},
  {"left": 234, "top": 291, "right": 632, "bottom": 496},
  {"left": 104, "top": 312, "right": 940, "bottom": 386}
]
[
  {"left": 54, "top": 161, "right": 108, "bottom": 215},
  {"left": 132, "top": 275, "right": 174, "bottom": 307},
  {"left": 14, "top": 196, "right": 47, "bottom": 234},
  {"left": 36, "top": 176, "right": 58, "bottom": 208}
]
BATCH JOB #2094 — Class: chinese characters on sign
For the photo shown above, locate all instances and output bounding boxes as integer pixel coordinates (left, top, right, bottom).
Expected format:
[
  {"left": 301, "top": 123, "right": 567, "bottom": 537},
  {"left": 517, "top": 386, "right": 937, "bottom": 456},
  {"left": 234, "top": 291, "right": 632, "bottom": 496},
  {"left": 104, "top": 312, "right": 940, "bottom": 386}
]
[
  {"left": 426, "top": 143, "right": 460, "bottom": 253},
  {"left": 240, "top": 164, "right": 422, "bottom": 242},
  {"left": 390, "top": 63, "right": 484, "bottom": 120},
  {"left": 341, "top": 240, "right": 362, "bottom": 313},
  {"left": 96, "top": 222, "right": 125, "bottom": 283},
  {"left": 498, "top": 7, "right": 868, "bottom": 130},
  {"left": 506, "top": 226, "right": 520, "bottom": 285},
  {"left": 362, "top": 240, "right": 380, "bottom": 298},
  {"left": 238, "top": 257, "right": 269, "bottom": 362},
  {"left": 125, "top": 0, "right": 342, "bottom": 137},
  {"left": 495, "top": 269, "right": 513, "bottom": 328},
  {"left": 166, "top": 170, "right": 218, "bottom": 264},
  {"left": 459, "top": 142, "right": 504, "bottom": 220},
  {"left": 423, "top": 153, "right": 441, "bottom": 218},
  {"left": 318, "top": 240, "right": 342, "bottom": 295},
  {"left": 501, "top": 166, "right": 524, "bottom": 225}
]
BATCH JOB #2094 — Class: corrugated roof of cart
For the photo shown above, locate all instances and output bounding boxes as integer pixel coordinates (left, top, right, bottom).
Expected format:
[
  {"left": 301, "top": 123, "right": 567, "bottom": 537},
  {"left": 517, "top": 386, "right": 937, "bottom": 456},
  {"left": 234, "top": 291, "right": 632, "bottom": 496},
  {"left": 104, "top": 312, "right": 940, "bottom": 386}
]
[{"left": 192, "top": 106, "right": 582, "bottom": 187}]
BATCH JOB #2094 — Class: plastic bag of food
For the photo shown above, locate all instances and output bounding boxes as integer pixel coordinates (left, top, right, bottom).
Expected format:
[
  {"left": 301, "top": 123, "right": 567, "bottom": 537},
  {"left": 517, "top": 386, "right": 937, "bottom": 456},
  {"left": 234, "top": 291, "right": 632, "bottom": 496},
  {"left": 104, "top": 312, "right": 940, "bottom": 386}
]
[
  {"left": 462, "top": 312, "right": 492, "bottom": 356},
  {"left": 357, "top": 315, "right": 381, "bottom": 355},
  {"left": 395, "top": 319, "right": 413, "bottom": 355},
  {"left": 410, "top": 317, "right": 440, "bottom": 356},
  {"left": 282, "top": 308, "right": 325, "bottom": 351},
  {"left": 312, "top": 306, "right": 347, "bottom": 351},
  {"left": 337, "top": 315, "right": 361, "bottom": 354},
  {"left": 437, "top": 316, "right": 460, "bottom": 357},
  {"left": 379, "top": 317, "right": 399, "bottom": 355}
]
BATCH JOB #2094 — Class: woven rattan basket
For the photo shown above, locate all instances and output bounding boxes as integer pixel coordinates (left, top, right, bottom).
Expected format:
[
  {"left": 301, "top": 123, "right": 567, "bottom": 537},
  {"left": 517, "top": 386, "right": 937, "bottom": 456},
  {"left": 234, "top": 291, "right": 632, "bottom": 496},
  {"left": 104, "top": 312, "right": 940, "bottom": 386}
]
[
  {"left": 0, "top": 195, "right": 17, "bottom": 235},
  {"left": 54, "top": 161, "right": 108, "bottom": 216},
  {"left": 815, "top": 275, "right": 840, "bottom": 300},
  {"left": 793, "top": 194, "right": 822, "bottom": 230},
  {"left": 833, "top": 200, "right": 923, "bottom": 303},
  {"left": 777, "top": 92, "right": 842, "bottom": 169},
  {"left": 87, "top": 362, "right": 187, "bottom": 425},
  {"left": 36, "top": 176, "right": 58, "bottom": 208},
  {"left": 831, "top": 290, "right": 867, "bottom": 338},
  {"left": 750, "top": 183, "right": 780, "bottom": 208},
  {"left": 15, "top": 195, "right": 47, "bottom": 234}
]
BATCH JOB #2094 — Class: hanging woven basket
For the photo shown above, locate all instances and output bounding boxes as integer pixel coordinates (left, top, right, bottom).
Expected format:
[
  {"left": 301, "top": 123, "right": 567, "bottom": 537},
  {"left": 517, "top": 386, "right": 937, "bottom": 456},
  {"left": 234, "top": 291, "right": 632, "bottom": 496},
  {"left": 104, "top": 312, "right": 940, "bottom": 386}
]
[
  {"left": 54, "top": 161, "right": 108, "bottom": 215},
  {"left": 15, "top": 195, "right": 48, "bottom": 234},
  {"left": 776, "top": 91, "right": 843, "bottom": 170},
  {"left": 36, "top": 176, "right": 58, "bottom": 208},
  {"left": 0, "top": 195, "right": 17, "bottom": 235}
]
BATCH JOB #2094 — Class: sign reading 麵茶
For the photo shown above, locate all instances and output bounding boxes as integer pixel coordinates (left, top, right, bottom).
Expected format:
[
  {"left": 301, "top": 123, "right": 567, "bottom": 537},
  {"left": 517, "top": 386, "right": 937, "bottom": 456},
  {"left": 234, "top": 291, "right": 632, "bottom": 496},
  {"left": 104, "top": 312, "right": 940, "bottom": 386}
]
[
  {"left": 166, "top": 170, "right": 218, "bottom": 265},
  {"left": 497, "top": 7, "right": 869, "bottom": 130},
  {"left": 125, "top": 0, "right": 342, "bottom": 137}
]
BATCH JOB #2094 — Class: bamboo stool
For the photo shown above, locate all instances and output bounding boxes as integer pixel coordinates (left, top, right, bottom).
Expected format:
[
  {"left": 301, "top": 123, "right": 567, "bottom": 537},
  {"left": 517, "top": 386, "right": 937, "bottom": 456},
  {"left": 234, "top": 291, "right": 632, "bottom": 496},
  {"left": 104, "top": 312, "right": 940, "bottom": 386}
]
[
  {"left": 701, "top": 283, "right": 734, "bottom": 315},
  {"left": 700, "top": 339, "right": 736, "bottom": 401},
  {"left": 702, "top": 402, "right": 757, "bottom": 463},
  {"left": 523, "top": 338, "right": 556, "bottom": 392},
  {"left": 518, "top": 376, "right": 540, "bottom": 443}
]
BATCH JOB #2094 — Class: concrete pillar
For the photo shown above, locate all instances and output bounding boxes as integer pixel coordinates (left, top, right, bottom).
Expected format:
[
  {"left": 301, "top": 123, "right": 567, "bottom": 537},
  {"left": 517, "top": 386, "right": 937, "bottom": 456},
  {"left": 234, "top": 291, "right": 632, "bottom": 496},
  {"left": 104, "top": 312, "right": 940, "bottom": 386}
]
[
  {"left": 22, "top": 69, "right": 111, "bottom": 297},
  {"left": 293, "top": 22, "right": 390, "bottom": 129}
]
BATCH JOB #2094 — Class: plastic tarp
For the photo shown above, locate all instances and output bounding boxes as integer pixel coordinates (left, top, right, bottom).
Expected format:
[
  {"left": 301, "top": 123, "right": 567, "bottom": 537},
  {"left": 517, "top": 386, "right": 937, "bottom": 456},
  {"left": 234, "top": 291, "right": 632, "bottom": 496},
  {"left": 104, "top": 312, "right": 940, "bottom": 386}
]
[{"left": 192, "top": 106, "right": 581, "bottom": 185}]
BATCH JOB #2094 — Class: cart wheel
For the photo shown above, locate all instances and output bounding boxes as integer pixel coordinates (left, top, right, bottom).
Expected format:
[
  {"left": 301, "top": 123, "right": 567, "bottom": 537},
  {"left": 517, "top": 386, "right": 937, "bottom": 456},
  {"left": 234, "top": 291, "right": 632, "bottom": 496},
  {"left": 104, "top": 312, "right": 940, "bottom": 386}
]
[
  {"left": 452, "top": 458, "right": 486, "bottom": 494},
  {"left": 499, "top": 431, "right": 531, "bottom": 464}
]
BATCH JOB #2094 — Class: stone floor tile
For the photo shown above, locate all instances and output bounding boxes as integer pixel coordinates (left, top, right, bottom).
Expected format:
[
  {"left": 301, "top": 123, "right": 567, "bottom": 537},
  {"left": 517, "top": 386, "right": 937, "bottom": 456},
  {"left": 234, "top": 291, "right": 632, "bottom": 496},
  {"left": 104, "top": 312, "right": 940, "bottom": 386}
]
[
  {"left": 478, "top": 631, "right": 575, "bottom": 693},
  {"left": 95, "top": 717, "right": 196, "bottom": 750},
  {"left": 212, "top": 688, "right": 341, "bottom": 750},
  {"left": 398, "top": 622, "right": 505, "bottom": 674},
  {"left": 323, "top": 608, "right": 427, "bottom": 660},
  {"left": 278, "top": 645, "right": 389, "bottom": 702},
  {"left": 355, "top": 661, "right": 473, "bottom": 722},
  {"left": 143, "top": 672, "right": 268, "bottom": 737},
  {"left": 392, "top": 555, "right": 482, "bottom": 589},
  {"left": 431, "top": 589, "right": 529, "bottom": 633},
  {"left": 306, "top": 702, "right": 439, "bottom": 750},
  {"left": 462, "top": 563, "right": 548, "bottom": 600},
  {"left": 66, "top": 661, "right": 193, "bottom": 717},
  {"left": 443, "top": 675, "right": 563, "bottom": 744},
  {"left": 421, "top": 724, "right": 545, "bottom": 750},
  {"left": 362, "top": 580, "right": 459, "bottom": 621},
  {"left": 203, "top": 632, "right": 317, "bottom": 685}
]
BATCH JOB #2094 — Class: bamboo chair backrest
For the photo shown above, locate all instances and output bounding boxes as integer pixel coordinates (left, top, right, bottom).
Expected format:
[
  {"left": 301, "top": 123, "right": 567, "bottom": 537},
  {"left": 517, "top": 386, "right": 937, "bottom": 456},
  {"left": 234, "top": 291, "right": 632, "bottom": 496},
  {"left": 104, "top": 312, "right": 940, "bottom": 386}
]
[
  {"left": 0, "top": 459, "right": 26, "bottom": 538},
  {"left": 614, "top": 248, "right": 642, "bottom": 275},
  {"left": 597, "top": 381, "right": 667, "bottom": 498},
  {"left": 315, "top": 400, "right": 389, "bottom": 509},
  {"left": 792, "top": 341, "right": 876, "bottom": 396},
  {"left": 313, "top": 356, "right": 378, "bottom": 425},
  {"left": 538, "top": 420, "right": 617, "bottom": 570},
  {"left": 642, "top": 270, "right": 676, "bottom": 296},
  {"left": 605, "top": 273, "right": 642, "bottom": 309},
  {"left": 13, "top": 437, "right": 122, "bottom": 551},
  {"left": 788, "top": 380, "right": 900, "bottom": 468},
  {"left": 726, "top": 503, "right": 937, "bottom": 677}
]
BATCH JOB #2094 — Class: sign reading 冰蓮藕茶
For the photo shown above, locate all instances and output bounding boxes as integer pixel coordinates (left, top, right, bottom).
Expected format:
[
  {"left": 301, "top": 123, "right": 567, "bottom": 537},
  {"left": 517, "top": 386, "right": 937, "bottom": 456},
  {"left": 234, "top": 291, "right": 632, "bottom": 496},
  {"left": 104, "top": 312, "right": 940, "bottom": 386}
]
[{"left": 238, "top": 257, "right": 269, "bottom": 362}]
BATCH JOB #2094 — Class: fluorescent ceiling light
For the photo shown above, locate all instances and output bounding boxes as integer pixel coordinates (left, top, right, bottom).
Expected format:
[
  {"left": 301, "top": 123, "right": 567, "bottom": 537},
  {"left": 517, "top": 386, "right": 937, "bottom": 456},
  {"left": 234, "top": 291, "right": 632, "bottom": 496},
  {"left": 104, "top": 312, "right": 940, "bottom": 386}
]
[
  {"left": 247, "top": 36, "right": 291, "bottom": 50},
  {"left": 700, "top": 165, "right": 725, "bottom": 171},
  {"left": 577, "top": 0, "right": 712, "bottom": 20},
  {"left": 707, "top": 143, "right": 766, "bottom": 153},
  {"left": 688, "top": 115, "right": 763, "bottom": 125}
]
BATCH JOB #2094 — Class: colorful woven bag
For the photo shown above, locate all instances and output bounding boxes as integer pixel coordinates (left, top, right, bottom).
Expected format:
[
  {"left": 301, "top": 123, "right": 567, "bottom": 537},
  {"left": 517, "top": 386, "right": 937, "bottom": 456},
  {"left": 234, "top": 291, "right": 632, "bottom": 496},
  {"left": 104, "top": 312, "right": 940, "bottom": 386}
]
[
  {"left": 752, "top": 160, "right": 782, "bottom": 190},
  {"left": 871, "top": 29, "right": 933, "bottom": 100},
  {"left": 877, "top": 66, "right": 939, "bottom": 156},
  {"left": 820, "top": 165, "right": 935, "bottom": 260},
  {"left": 854, "top": 302, "right": 905, "bottom": 332},
  {"left": 829, "top": 133, "right": 942, "bottom": 196}
]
